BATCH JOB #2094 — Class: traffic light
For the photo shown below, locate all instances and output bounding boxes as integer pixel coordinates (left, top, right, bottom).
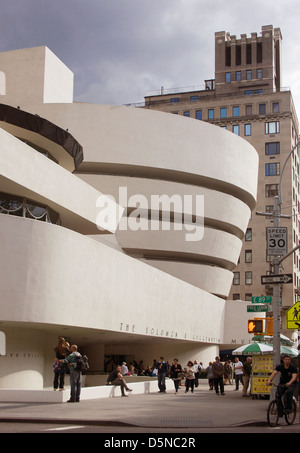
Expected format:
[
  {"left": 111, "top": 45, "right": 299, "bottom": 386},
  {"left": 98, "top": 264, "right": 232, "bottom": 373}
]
[
  {"left": 248, "top": 319, "right": 264, "bottom": 334},
  {"left": 266, "top": 318, "right": 273, "bottom": 335}
]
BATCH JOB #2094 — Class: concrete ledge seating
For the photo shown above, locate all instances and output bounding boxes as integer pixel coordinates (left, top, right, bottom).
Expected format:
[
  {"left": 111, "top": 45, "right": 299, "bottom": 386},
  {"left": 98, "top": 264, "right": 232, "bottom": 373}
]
[{"left": 0, "top": 378, "right": 174, "bottom": 403}]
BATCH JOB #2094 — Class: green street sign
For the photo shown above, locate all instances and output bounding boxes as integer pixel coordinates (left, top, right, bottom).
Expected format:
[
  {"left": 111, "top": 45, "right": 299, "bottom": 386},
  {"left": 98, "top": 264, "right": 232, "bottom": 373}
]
[
  {"left": 247, "top": 305, "right": 270, "bottom": 313},
  {"left": 251, "top": 296, "right": 272, "bottom": 304}
]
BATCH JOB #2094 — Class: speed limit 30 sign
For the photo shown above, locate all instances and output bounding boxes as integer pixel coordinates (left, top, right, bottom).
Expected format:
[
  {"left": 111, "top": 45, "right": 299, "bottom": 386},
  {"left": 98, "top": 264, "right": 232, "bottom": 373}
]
[{"left": 266, "top": 227, "right": 287, "bottom": 256}]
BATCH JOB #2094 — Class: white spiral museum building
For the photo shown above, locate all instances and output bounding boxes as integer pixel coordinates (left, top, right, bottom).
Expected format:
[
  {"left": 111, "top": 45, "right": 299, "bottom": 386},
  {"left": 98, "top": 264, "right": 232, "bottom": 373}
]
[{"left": 0, "top": 47, "right": 258, "bottom": 392}]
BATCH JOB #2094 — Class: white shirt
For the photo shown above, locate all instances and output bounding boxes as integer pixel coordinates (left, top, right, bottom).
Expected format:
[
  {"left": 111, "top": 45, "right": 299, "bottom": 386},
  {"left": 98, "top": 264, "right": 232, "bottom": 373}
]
[
  {"left": 234, "top": 361, "right": 243, "bottom": 375},
  {"left": 121, "top": 364, "right": 129, "bottom": 375}
]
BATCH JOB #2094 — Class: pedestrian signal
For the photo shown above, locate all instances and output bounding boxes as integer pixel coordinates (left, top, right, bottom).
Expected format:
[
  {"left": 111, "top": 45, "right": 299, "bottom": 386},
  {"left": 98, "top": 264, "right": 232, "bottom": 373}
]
[{"left": 248, "top": 319, "right": 263, "bottom": 334}]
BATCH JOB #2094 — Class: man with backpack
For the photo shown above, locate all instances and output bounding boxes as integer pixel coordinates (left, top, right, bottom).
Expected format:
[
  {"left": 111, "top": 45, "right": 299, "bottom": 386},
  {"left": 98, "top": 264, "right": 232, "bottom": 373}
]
[{"left": 58, "top": 344, "right": 83, "bottom": 403}]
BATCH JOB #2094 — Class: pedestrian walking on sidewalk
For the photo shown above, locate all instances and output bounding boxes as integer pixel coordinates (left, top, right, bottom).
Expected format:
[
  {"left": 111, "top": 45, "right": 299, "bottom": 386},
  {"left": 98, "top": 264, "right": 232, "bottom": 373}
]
[
  {"left": 233, "top": 357, "right": 244, "bottom": 391},
  {"left": 223, "top": 361, "right": 231, "bottom": 386},
  {"left": 242, "top": 357, "right": 252, "bottom": 397},
  {"left": 212, "top": 356, "right": 225, "bottom": 395},
  {"left": 193, "top": 360, "right": 200, "bottom": 387},
  {"left": 157, "top": 356, "right": 168, "bottom": 393},
  {"left": 184, "top": 361, "right": 196, "bottom": 393},
  {"left": 206, "top": 362, "right": 214, "bottom": 390},
  {"left": 170, "top": 358, "right": 183, "bottom": 394}
]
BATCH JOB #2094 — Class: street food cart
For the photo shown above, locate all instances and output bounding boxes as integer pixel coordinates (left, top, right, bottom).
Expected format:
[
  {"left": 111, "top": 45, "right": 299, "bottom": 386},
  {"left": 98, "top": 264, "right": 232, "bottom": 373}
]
[
  {"left": 251, "top": 354, "right": 273, "bottom": 398},
  {"left": 232, "top": 342, "right": 273, "bottom": 398}
]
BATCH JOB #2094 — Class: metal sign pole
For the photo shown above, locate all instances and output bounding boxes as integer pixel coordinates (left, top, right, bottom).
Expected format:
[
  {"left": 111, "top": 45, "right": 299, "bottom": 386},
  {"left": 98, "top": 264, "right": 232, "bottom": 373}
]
[
  {"left": 298, "top": 332, "right": 300, "bottom": 415},
  {"left": 272, "top": 196, "right": 281, "bottom": 370},
  {"left": 256, "top": 138, "right": 300, "bottom": 396}
]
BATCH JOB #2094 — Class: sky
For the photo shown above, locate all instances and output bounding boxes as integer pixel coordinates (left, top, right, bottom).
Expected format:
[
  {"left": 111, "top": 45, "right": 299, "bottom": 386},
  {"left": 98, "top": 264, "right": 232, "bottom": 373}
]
[{"left": 1, "top": 0, "right": 300, "bottom": 113}]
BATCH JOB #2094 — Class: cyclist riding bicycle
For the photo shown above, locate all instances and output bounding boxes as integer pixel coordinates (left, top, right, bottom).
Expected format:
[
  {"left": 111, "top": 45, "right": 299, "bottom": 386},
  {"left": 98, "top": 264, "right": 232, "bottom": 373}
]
[{"left": 267, "top": 355, "right": 297, "bottom": 414}]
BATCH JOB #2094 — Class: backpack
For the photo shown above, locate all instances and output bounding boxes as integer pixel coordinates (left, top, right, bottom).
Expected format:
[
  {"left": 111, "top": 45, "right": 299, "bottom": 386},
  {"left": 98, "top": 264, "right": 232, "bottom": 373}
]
[{"left": 75, "top": 355, "right": 89, "bottom": 373}]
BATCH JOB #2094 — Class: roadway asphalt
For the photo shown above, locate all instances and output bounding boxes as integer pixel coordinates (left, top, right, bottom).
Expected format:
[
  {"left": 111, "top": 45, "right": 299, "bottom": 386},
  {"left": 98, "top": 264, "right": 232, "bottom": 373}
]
[{"left": 1, "top": 380, "right": 292, "bottom": 431}]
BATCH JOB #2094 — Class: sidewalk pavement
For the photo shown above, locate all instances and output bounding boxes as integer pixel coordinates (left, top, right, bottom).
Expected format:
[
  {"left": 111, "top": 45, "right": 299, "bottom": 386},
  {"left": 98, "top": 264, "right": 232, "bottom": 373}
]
[{"left": 0, "top": 380, "right": 284, "bottom": 430}]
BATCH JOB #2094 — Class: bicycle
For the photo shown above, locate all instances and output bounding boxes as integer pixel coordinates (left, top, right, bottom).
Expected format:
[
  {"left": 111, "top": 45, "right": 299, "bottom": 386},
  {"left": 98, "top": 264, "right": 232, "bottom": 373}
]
[{"left": 267, "top": 383, "right": 297, "bottom": 427}]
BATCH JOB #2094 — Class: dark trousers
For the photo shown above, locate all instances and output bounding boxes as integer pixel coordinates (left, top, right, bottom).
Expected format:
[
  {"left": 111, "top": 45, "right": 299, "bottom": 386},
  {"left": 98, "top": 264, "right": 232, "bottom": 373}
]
[
  {"left": 158, "top": 373, "right": 166, "bottom": 392},
  {"left": 185, "top": 379, "right": 195, "bottom": 392},
  {"left": 278, "top": 384, "right": 296, "bottom": 412},
  {"left": 235, "top": 374, "right": 244, "bottom": 390},
  {"left": 173, "top": 379, "right": 180, "bottom": 392},
  {"left": 214, "top": 377, "right": 224, "bottom": 394},
  {"left": 53, "top": 371, "right": 65, "bottom": 389}
]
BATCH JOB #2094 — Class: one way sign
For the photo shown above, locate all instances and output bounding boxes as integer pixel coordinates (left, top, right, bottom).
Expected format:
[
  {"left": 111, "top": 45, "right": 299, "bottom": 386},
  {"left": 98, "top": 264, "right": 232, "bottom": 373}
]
[{"left": 261, "top": 274, "right": 293, "bottom": 285}]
